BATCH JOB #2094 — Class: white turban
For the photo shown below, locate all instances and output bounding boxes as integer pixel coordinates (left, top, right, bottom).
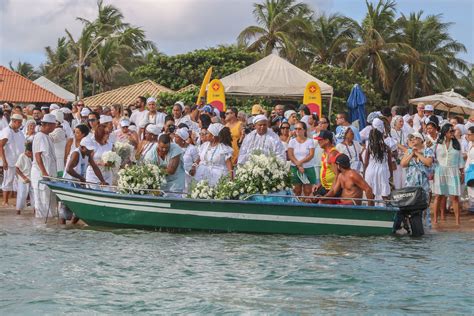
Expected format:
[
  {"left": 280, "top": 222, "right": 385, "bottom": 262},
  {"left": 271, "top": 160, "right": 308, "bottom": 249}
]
[
  {"left": 455, "top": 124, "right": 467, "bottom": 135},
  {"left": 50, "top": 103, "right": 60, "bottom": 111},
  {"left": 80, "top": 136, "right": 95, "bottom": 151},
  {"left": 284, "top": 110, "right": 296, "bottom": 120},
  {"left": 146, "top": 124, "right": 160, "bottom": 136},
  {"left": 253, "top": 114, "right": 268, "bottom": 125},
  {"left": 147, "top": 97, "right": 156, "bottom": 104},
  {"left": 372, "top": 118, "right": 385, "bottom": 133},
  {"left": 175, "top": 127, "right": 189, "bottom": 141},
  {"left": 208, "top": 123, "right": 224, "bottom": 137},
  {"left": 80, "top": 108, "right": 91, "bottom": 117},
  {"left": 51, "top": 109, "right": 64, "bottom": 123},
  {"left": 175, "top": 101, "right": 185, "bottom": 112},
  {"left": 99, "top": 115, "right": 113, "bottom": 124}
]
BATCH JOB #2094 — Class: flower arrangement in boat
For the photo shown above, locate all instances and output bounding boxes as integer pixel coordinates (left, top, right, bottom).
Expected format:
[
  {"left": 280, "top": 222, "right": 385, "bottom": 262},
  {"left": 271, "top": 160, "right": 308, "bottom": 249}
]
[
  {"left": 117, "top": 163, "right": 167, "bottom": 195},
  {"left": 114, "top": 142, "right": 134, "bottom": 167},
  {"left": 233, "top": 153, "right": 291, "bottom": 198},
  {"left": 102, "top": 151, "right": 122, "bottom": 170},
  {"left": 189, "top": 180, "right": 216, "bottom": 199}
]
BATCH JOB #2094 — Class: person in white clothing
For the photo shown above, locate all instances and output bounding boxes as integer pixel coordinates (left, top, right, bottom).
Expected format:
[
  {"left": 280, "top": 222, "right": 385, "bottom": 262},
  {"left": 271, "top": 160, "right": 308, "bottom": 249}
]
[
  {"left": 49, "top": 110, "right": 68, "bottom": 177},
  {"left": 390, "top": 115, "right": 408, "bottom": 189},
  {"left": 465, "top": 126, "right": 474, "bottom": 212},
  {"left": 195, "top": 123, "right": 233, "bottom": 187},
  {"left": 31, "top": 114, "right": 58, "bottom": 218},
  {"left": 238, "top": 115, "right": 285, "bottom": 164},
  {"left": 15, "top": 142, "right": 34, "bottom": 214},
  {"left": 0, "top": 114, "right": 25, "bottom": 206},
  {"left": 85, "top": 124, "right": 113, "bottom": 189},
  {"left": 335, "top": 126, "right": 363, "bottom": 174},
  {"left": 412, "top": 103, "right": 425, "bottom": 132},
  {"left": 130, "top": 96, "right": 149, "bottom": 127},
  {"left": 174, "top": 128, "right": 199, "bottom": 193},
  {"left": 139, "top": 97, "right": 166, "bottom": 138}
]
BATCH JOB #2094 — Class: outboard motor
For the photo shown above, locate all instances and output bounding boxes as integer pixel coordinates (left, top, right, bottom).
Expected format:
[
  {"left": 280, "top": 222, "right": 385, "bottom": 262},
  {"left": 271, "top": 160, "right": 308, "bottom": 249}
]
[{"left": 389, "top": 187, "right": 428, "bottom": 237}]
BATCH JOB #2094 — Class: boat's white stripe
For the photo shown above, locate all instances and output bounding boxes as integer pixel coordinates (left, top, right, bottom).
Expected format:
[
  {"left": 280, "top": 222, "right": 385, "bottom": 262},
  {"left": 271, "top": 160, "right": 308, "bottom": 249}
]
[
  {"left": 56, "top": 193, "right": 393, "bottom": 228},
  {"left": 53, "top": 189, "right": 171, "bottom": 208}
]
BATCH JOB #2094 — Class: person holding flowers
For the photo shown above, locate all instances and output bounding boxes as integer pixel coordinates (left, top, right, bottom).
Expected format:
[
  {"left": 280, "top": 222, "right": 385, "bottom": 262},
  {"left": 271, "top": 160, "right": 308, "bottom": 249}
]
[
  {"left": 287, "top": 122, "right": 315, "bottom": 198},
  {"left": 195, "top": 123, "right": 234, "bottom": 187},
  {"left": 175, "top": 127, "right": 199, "bottom": 193},
  {"left": 85, "top": 124, "right": 113, "bottom": 188}
]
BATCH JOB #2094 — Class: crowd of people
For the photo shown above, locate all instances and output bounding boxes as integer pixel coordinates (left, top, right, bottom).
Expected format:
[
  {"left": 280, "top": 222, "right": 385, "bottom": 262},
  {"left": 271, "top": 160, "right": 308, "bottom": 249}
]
[{"left": 1, "top": 98, "right": 473, "bottom": 227}]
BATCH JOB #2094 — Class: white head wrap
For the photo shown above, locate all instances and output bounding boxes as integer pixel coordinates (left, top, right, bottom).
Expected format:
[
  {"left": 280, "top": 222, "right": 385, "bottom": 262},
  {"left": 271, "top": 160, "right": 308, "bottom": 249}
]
[
  {"left": 175, "top": 101, "right": 185, "bottom": 112},
  {"left": 455, "top": 124, "right": 467, "bottom": 136},
  {"left": 145, "top": 124, "right": 160, "bottom": 136},
  {"left": 284, "top": 110, "right": 296, "bottom": 120},
  {"left": 80, "top": 136, "right": 95, "bottom": 151},
  {"left": 50, "top": 103, "right": 60, "bottom": 111},
  {"left": 80, "top": 108, "right": 91, "bottom": 117},
  {"left": 175, "top": 128, "right": 189, "bottom": 141},
  {"left": 335, "top": 126, "right": 349, "bottom": 141},
  {"left": 51, "top": 109, "right": 64, "bottom": 124},
  {"left": 208, "top": 123, "right": 224, "bottom": 137},
  {"left": 60, "top": 107, "right": 72, "bottom": 114},
  {"left": 372, "top": 118, "right": 385, "bottom": 133},
  {"left": 252, "top": 114, "right": 268, "bottom": 125},
  {"left": 147, "top": 97, "right": 156, "bottom": 104},
  {"left": 367, "top": 111, "right": 381, "bottom": 124},
  {"left": 99, "top": 115, "right": 113, "bottom": 124},
  {"left": 391, "top": 115, "right": 403, "bottom": 129}
]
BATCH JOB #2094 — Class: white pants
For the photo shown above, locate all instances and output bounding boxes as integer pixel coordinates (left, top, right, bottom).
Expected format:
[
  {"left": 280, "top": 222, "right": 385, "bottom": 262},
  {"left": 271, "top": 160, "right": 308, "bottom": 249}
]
[
  {"left": 16, "top": 180, "right": 34, "bottom": 211},
  {"left": 31, "top": 169, "right": 57, "bottom": 218},
  {"left": 393, "top": 165, "right": 405, "bottom": 190},
  {"left": 2, "top": 167, "right": 16, "bottom": 191}
]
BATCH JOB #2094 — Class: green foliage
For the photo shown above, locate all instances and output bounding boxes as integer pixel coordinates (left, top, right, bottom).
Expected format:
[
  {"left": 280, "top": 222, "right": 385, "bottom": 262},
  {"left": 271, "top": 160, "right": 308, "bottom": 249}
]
[
  {"left": 309, "top": 64, "right": 386, "bottom": 116},
  {"left": 131, "top": 46, "right": 261, "bottom": 90}
]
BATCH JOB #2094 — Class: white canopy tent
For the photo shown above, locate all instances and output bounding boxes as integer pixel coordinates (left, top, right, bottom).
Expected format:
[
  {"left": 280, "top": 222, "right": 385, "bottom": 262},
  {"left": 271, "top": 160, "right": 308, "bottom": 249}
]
[
  {"left": 34, "top": 76, "right": 76, "bottom": 102},
  {"left": 218, "top": 54, "right": 334, "bottom": 113},
  {"left": 409, "top": 89, "right": 474, "bottom": 115}
]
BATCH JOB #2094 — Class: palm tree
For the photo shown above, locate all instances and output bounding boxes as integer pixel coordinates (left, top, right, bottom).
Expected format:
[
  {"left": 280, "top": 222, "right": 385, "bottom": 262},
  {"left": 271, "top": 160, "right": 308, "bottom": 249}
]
[
  {"left": 390, "top": 11, "right": 468, "bottom": 104},
  {"left": 237, "top": 0, "right": 312, "bottom": 62},
  {"left": 41, "top": 37, "right": 75, "bottom": 88},
  {"left": 9, "top": 61, "right": 39, "bottom": 79},
  {"left": 346, "top": 0, "right": 417, "bottom": 92}
]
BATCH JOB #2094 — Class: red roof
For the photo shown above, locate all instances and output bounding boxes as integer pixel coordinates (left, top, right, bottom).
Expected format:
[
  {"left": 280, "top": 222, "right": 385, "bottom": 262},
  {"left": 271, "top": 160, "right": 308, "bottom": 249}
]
[{"left": 0, "top": 66, "right": 67, "bottom": 104}]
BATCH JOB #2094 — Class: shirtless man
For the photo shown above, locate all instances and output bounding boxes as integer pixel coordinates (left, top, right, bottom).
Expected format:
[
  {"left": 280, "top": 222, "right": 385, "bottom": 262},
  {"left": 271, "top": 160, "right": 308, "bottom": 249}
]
[{"left": 323, "top": 154, "right": 375, "bottom": 206}]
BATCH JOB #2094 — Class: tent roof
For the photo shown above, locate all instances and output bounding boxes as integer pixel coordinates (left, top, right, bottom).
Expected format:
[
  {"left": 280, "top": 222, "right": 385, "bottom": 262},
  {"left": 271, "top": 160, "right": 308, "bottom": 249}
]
[
  {"left": 219, "top": 54, "right": 333, "bottom": 98},
  {"left": 409, "top": 89, "right": 474, "bottom": 115},
  {"left": 83, "top": 80, "right": 174, "bottom": 108},
  {"left": 0, "top": 66, "right": 67, "bottom": 104},
  {"left": 34, "top": 76, "right": 76, "bottom": 102}
]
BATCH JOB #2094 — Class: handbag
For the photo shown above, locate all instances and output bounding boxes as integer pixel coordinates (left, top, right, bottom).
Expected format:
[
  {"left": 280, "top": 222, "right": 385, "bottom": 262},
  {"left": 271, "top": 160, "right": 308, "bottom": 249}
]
[{"left": 465, "top": 164, "right": 474, "bottom": 187}]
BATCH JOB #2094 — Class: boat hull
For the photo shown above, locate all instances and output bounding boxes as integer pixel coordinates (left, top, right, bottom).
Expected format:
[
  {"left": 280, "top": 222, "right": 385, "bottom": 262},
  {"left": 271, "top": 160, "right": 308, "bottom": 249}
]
[{"left": 47, "top": 182, "right": 398, "bottom": 236}]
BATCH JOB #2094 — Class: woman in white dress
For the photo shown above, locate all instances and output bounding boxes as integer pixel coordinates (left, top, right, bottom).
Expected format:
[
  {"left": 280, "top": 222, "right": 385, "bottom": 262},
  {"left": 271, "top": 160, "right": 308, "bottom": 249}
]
[
  {"left": 195, "top": 123, "right": 233, "bottom": 187},
  {"left": 335, "top": 126, "right": 363, "bottom": 174},
  {"left": 390, "top": 115, "right": 408, "bottom": 189},
  {"left": 85, "top": 124, "right": 113, "bottom": 189},
  {"left": 175, "top": 128, "right": 199, "bottom": 193},
  {"left": 364, "top": 119, "right": 393, "bottom": 201},
  {"left": 49, "top": 110, "right": 68, "bottom": 177}
]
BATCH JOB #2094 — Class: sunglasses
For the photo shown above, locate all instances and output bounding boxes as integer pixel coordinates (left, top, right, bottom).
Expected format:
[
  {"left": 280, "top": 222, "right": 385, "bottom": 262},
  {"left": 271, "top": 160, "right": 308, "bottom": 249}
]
[
  {"left": 88, "top": 119, "right": 97, "bottom": 122},
  {"left": 280, "top": 126, "right": 290, "bottom": 130},
  {"left": 295, "top": 127, "right": 304, "bottom": 130},
  {"left": 319, "top": 121, "right": 328, "bottom": 125}
]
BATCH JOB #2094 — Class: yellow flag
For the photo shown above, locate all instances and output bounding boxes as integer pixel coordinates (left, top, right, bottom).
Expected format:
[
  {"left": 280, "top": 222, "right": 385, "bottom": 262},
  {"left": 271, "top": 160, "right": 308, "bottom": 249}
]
[
  {"left": 207, "top": 79, "right": 226, "bottom": 112},
  {"left": 303, "top": 81, "right": 322, "bottom": 117},
  {"left": 196, "top": 67, "right": 213, "bottom": 105}
]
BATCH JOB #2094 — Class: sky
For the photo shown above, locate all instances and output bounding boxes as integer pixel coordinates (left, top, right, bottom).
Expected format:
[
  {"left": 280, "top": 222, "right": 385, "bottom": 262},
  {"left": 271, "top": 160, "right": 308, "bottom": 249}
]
[{"left": 0, "top": 0, "right": 473, "bottom": 68}]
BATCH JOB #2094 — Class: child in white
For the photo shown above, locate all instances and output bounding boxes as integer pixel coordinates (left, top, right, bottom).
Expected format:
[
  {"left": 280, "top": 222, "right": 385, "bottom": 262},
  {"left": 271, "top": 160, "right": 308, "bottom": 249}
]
[{"left": 15, "top": 142, "right": 34, "bottom": 214}]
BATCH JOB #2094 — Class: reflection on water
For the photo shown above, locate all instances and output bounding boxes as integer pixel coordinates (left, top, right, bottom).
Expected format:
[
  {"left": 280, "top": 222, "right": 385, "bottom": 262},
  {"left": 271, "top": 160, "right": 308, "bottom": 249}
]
[{"left": 1, "top": 212, "right": 473, "bottom": 314}]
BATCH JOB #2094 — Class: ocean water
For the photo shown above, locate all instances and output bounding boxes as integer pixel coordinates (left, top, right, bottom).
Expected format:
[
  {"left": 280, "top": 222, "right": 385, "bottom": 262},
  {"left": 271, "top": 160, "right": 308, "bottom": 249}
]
[{"left": 1, "top": 212, "right": 473, "bottom": 315}]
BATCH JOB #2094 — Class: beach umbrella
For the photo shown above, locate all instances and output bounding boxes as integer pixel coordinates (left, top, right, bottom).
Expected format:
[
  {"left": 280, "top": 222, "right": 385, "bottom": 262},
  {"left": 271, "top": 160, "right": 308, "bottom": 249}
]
[
  {"left": 409, "top": 89, "right": 474, "bottom": 115},
  {"left": 347, "top": 84, "right": 367, "bottom": 129}
]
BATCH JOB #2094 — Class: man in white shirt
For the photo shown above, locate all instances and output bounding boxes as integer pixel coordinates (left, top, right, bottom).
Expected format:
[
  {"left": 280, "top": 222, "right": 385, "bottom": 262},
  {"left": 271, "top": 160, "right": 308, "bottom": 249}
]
[
  {"left": 130, "top": 96, "right": 149, "bottom": 127},
  {"left": 0, "top": 114, "right": 25, "bottom": 206},
  {"left": 139, "top": 97, "right": 166, "bottom": 138},
  {"left": 31, "top": 114, "right": 58, "bottom": 218},
  {"left": 238, "top": 115, "right": 285, "bottom": 164},
  {"left": 412, "top": 103, "right": 425, "bottom": 133}
]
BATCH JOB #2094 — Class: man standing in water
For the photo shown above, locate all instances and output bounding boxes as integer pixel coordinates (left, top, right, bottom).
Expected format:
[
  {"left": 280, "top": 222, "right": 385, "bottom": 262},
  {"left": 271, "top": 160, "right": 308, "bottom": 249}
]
[
  {"left": 323, "top": 154, "right": 375, "bottom": 206},
  {"left": 31, "top": 114, "right": 58, "bottom": 218}
]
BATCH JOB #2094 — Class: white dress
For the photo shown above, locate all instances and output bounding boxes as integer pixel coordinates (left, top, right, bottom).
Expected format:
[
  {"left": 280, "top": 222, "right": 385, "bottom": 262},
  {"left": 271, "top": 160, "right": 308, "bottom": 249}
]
[
  {"left": 336, "top": 142, "right": 363, "bottom": 173},
  {"left": 364, "top": 151, "right": 391, "bottom": 199},
  {"left": 195, "top": 142, "right": 233, "bottom": 187},
  {"left": 49, "top": 127, "right": 67, "bottom": 174},
  {"left": 85, "top": 140, "right": 113, "bottom": 189},
  {"left": 181, "top": 144, "right": 199, "bottom": 193}
]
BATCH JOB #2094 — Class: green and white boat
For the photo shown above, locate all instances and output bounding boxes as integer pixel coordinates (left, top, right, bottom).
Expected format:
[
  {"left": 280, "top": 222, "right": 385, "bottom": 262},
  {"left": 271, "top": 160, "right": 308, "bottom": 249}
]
[{"left": 46, "top": 181, "right": 399, "bottom": 236}]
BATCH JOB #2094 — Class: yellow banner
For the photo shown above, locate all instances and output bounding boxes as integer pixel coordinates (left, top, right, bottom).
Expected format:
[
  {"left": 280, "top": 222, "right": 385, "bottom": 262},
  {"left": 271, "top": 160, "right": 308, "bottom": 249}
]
[
  {"left": 207, "top": 79, "right": 226, "bottom": 112},
  {"left": 196, "top": 67, "right": 212, "bottom": 106},
  {"left": 303, "top": 81, "right": 322, "bottom": 117}
]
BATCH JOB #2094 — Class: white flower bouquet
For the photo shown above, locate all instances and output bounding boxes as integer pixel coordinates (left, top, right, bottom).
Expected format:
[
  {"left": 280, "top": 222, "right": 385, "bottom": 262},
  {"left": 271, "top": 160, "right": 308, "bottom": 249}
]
[
  {"left": 189, "top": 180, "right": 216, "bottom": 199},
  {"left": 114, "top": 142, "right": 134, "bottom": 167},
  {"left": 232, "top": 153, "right": 291, "bottom": 199},
  {"left": 102, "top": 151, "right": 122, "bottom": 170},
  {"left": 117, "top": 163, "right": 167, "bottom": 195}
]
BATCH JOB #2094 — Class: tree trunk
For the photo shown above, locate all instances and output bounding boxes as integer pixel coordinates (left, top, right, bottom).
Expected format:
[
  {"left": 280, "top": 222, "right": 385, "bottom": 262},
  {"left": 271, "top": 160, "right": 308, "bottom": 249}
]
[{"left": 78, "top": 47, "right": 83, "bottom": 99}]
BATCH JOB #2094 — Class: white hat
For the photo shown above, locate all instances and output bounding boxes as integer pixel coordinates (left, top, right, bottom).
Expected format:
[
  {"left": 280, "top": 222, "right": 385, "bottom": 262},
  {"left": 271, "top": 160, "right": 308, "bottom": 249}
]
[
  {"left": 41, "top": 105, "right": 49, "bottom": 110},
  {"left": 41, "top": 114, "right": 56, "bottom": 124},
  {"left": 145, "top": 124, "right": 160, "bottom": 136},
  {"left": 208, "top": 123, "right": 224, "bottom": 137},
  {"left": 50, "top": 103, "right": 60, "bottom": 111},
  {"left": 80, "top": 108, "right": 91, "bottom": 117},
  {"left": 128, "top": 125, "right": 137, "bottom": 132},
  {"left": 147, "top": 97, "right": 156, "bottom": 104},
  {"left": 120, "top": 119, "right": 130, "bottom": 127},
  {"left": 60, "top": 107, "right": 72, "bottom": 114},
  {"left": 99, "top": 115, "right": 113, "bottom": 124},
  {"left": 455, "top": 124, "right": 467, "bottom": 135},
  {"left": 51, "top": 109, "right": 64, "bottom": 123},
  {"left": 372, "top": 118, "right": 385, "bottom": 133},
  {"left": 425, "top": 104, "right": 434, "bottom": 111},
  {"left": 284, "top": 110, "right": 296, "bottom": 120},
  {"left": 10, "top": 113, "right": 23, "bottom": 121},
  {"left": 408, "top": 132, "right": 424, "bottom": 141},
  {"left": 175, "top": 101, "right": 185, "bottom": 112},
  {"left": 175, "top": 128, "right": 189, "bottom": 141},
  {"left": 253, "top": 114, "right": 268, "bottom": 125},
  {"left": 80, "top": 136, "right": 95, "bottom": 151}
]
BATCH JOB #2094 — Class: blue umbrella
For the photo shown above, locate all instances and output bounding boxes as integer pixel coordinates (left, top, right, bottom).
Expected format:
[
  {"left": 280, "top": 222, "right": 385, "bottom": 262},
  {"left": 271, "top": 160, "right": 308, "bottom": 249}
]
[{"left": 347, "top": 84, "right": 367, "bottom": 130}]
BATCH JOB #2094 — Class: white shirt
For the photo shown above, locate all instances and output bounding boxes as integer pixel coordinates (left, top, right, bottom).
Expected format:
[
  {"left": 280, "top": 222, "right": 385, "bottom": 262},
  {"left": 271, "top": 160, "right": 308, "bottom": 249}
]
[
  {"left": 237, "top": 130, "right": 286, "bottom": 164},
  {"left": 130, "top": 109, "right": 149, "bottom": 127},
  {"left": 336, "top": 142, "right": 363, "bottom": 172},
  {"left": 15, "top": 153, "right": 32, "bottom": 183},
  {"left": 1, "top": 126, "right": 26, "bottom": 165},
  {"left": 142, "top": 112, "right": 167, "bottom": 131},
  {"left": 0, "top": 117, "right": 9, "bottom": 131},
  {"left": 288, "top": 138, "right": 315, "bottom": 168},
  {"left": 32, "top": 132, "right": 57, "bottom": 177},
  {"left": 412, "top": 113, "right": 424, "bottom": 132}
]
